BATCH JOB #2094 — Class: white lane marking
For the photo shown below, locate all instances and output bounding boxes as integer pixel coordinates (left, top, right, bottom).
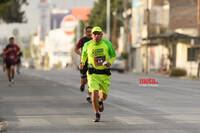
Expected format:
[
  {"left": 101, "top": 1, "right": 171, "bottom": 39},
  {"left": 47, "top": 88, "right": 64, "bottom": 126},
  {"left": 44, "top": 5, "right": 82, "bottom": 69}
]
[
  {"left": 66, "top": 118, "right": 92, "bottom": 126},
  {"left": 25, "top": 71, "right": 80, "bottom": 88},
  {"left": 66, "top": 117, "right": 123, "bottom": 126},
  {"left": 115, "top": 116, "right": 156, "bottom": 125},
  {"left": 164, "top": 114, "right": 200, "bottom": 123},
  {"left": 18, "top": 118, "right": 51, "bottom": 128}
]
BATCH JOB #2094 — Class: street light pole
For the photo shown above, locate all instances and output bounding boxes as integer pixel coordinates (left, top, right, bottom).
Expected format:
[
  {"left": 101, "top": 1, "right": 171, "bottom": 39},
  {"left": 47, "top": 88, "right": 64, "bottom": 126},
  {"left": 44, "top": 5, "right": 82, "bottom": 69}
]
[{"left": 107, "top": 0, "right": 110, "bottom": 40}]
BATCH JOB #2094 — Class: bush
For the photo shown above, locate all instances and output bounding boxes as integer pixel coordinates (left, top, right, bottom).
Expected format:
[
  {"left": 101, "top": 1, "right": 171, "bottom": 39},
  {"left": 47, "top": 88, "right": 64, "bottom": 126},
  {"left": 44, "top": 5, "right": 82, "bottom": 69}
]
[
  {"left": 170, "top": 68, "right": 187, "bottom": 77},
  {"left": 189, "top": 75, "right": 197, "bottom": 80}
]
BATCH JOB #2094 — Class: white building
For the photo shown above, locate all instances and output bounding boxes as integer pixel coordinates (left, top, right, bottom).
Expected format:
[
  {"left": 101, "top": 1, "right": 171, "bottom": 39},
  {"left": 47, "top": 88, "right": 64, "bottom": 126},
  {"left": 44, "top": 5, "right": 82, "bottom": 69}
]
[{"left": 44, "top": 15, "right": 77, "bottom": 68}]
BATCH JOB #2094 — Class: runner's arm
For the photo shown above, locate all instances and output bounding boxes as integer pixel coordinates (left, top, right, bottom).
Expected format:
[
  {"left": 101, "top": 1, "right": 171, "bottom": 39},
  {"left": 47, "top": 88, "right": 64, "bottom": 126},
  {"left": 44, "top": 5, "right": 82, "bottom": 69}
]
[
  {"left": 74, "top": 39, "right": 83, "bottom": 56},
  {"left": 16, "top": 45, "right": 20, "bottom": 55},
  {"left": 74, "top": 47, "right": 81, "bottom": 56},
  {"left": 3, "top": 47, "right": 9, "bottom": 55},
  {"left": 105, "top": 40, "right": 116, "bottom": 65},
  {"left": 109, "top": 56, "right": 116, "bottom": 65},
  {"left": 81, "top": 43, "right": 89, "bottom": 66}
]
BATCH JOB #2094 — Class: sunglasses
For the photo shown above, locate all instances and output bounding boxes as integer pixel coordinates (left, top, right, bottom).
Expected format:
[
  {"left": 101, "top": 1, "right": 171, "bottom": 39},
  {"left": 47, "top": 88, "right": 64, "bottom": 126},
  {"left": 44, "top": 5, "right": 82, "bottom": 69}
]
[{"left": 93, "top": 32, "right": 102, "bottom": 35}]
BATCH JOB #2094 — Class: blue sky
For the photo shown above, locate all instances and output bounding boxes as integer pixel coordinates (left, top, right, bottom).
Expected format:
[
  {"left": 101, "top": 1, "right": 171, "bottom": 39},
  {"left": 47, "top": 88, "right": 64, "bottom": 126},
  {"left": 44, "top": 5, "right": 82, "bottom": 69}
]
[{"left": 0, "top": 0, "right": 96, "bottom": 38}]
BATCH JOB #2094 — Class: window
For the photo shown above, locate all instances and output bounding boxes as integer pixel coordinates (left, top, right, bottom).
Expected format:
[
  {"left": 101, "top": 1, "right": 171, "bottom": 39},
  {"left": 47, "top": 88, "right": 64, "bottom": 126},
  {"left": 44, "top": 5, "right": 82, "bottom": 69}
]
[{"left": 187, "top": 48, "right": 200, "bottom": 61}]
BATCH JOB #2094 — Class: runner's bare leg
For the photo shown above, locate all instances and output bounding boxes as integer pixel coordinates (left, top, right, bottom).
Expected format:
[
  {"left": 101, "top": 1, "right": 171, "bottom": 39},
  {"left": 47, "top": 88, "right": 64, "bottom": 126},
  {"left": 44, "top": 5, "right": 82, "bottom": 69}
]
[
  {"left": 11, "top": 65, "right": 15, "bottom": 80},
  {"left": 7, "top": 68, "right": 11, "bottom": 81},
  {"left": 99, "top": 90, "right": 107, "bottom": 102},
  {"left": 92, "top": 90, "right": 99, "bottom": 113}
]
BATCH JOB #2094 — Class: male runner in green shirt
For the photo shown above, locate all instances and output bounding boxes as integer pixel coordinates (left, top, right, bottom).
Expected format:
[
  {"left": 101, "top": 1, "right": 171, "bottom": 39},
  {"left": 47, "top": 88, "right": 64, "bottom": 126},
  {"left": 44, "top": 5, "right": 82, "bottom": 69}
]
[{"left": 80, "top": 26, "right": 116, "bottom": 122}]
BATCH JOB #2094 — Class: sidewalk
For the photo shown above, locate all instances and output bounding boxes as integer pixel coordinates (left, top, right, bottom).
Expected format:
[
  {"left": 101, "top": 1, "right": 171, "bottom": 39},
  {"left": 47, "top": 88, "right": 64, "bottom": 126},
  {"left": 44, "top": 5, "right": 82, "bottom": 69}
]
[{"left": 126, "top": 70, "right": 200, "bottom": 81}]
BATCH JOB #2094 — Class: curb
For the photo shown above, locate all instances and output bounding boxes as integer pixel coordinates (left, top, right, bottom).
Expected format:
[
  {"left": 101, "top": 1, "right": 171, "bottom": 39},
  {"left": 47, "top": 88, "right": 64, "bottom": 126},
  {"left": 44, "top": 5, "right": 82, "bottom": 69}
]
[
  {"left": 129, "top": 71, "right": 200, "bottom": 81},
  {"left": 0, "top": 121, "right": 8, "bottom": 132}
]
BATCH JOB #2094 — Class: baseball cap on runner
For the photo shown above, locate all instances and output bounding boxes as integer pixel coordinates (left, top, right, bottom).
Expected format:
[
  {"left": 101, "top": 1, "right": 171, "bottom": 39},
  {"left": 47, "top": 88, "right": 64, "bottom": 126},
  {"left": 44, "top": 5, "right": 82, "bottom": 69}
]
[{"left": 92, "top": 26, "right": 102, "bottom": 33}]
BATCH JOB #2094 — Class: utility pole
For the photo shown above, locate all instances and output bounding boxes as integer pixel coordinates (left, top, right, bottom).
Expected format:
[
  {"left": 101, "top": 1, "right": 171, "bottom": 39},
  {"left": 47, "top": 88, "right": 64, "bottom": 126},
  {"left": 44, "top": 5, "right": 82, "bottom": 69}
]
[
  {"left": 198, "top": 0, "right": 200, "bottom": 36},
  {"left": 145, "top": 0, "right": 150, "bottom": 75},
  {"left": 106, "top": 0, "right": 111, "bottom": 40},
  {"left": 111, "top": 11, "right": 117, "bottom": 49}
]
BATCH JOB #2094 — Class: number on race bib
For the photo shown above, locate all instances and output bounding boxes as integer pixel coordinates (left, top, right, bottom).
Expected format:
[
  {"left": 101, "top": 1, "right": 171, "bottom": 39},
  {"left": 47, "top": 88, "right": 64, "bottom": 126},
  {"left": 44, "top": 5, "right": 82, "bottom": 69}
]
[{"left": 94, "top": 56, "right": 105, "bottom": 66}]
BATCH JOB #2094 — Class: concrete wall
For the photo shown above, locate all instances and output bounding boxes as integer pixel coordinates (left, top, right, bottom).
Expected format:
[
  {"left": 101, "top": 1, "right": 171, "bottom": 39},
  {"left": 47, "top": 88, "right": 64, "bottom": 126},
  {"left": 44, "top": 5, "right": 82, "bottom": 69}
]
[{"left": 176, "top": 42, "right": 198, "bottom": 76}]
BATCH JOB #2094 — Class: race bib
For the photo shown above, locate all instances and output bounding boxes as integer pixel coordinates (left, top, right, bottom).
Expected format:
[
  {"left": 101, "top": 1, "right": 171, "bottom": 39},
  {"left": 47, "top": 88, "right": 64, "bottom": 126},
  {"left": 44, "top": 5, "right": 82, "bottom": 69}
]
[
  {"left": 10, "top": 55, "right": 15, "bottom": 59},
  {"left": 94, "top": 56, "right": 105, "bottom": 66},
  {"left": 9, "top": 53, "right": 16, "bottom": 60}
]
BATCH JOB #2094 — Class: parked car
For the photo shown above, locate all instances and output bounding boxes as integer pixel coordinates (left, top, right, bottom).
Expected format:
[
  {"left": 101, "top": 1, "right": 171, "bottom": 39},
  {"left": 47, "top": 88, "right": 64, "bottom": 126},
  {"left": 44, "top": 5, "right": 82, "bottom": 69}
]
[
  {"left": 22, "top": 60, "right": 29, "bottom": 68},
  {"left": 22, "top": 59, "right": 35, "bottom": 69},
  {"left": 110, "top": 56, "right": 126, "bottom": 73}
]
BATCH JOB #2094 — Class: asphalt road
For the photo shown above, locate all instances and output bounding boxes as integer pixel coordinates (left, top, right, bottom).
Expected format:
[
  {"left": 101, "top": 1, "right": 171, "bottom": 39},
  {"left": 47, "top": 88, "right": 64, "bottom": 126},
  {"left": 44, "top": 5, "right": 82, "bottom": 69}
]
[{"left": 0, "top": 68, "right": 200, "bottom": 133}]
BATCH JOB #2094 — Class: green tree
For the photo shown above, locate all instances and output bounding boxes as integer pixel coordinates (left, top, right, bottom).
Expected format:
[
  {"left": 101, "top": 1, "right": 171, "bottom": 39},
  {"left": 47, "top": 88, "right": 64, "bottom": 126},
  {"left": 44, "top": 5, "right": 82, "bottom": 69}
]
[
  {"left": 87, "top": 0, "right": 131, "bottom": 47},
  {"left": 0, "top": 0, "right": 28, "bottom": 23},
  {"left": 88, "top": 0, "right": 107, "bottom": 31}
]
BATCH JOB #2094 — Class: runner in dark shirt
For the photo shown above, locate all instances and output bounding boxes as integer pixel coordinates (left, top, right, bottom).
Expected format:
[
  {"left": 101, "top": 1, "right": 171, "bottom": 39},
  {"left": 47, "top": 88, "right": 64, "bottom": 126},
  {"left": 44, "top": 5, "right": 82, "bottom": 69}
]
[
  {"left": 3, "top": 37, "right": 20, "bottom": 85},
  {"left": 74, "top": 26, "right": 93, "bottom": 103}
]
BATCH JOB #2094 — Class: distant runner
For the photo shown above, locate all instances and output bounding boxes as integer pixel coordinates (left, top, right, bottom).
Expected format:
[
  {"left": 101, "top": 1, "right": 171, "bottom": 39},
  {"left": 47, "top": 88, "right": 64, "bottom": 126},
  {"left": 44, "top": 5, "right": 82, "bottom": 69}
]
[
  {"left": 80, "top": 27, "right": 116, "bottom": 122},
  {"left": 3, "top": 37, "right": 20, "bottom": 85},
  {"left": 75, "top": 26, "right": 93, "bottom": 103}
]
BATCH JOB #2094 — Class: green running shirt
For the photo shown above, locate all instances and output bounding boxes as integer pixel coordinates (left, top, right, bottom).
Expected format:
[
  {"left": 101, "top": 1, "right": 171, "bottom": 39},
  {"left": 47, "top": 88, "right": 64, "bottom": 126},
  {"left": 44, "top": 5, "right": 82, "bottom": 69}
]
[{"left": 81, "top": 39, "right": 116, "bottom": 70}]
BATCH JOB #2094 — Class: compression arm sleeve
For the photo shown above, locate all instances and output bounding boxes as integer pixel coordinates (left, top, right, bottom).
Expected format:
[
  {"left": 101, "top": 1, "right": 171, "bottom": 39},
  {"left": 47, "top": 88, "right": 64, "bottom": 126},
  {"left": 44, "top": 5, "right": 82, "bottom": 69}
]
[
  {"left": 81, "top": 42, "right": 88, "bottom": 65},
  {"left": 104, "top": 40, "right": 116, "bottom": 65}
]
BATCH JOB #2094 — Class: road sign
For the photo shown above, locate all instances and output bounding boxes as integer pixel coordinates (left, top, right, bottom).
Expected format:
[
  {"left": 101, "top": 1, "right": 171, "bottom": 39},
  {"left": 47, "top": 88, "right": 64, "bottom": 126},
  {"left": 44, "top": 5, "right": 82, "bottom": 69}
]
[{"left": 61, "top": 15, "right": 77, "bottom": 35}]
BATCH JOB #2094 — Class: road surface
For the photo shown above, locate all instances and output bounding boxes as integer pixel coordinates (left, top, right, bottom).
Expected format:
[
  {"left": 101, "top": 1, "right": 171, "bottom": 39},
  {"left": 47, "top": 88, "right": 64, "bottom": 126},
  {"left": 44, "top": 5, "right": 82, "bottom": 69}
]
[{"left": 0, "top": 68, "right": 200, "bottom": 133}]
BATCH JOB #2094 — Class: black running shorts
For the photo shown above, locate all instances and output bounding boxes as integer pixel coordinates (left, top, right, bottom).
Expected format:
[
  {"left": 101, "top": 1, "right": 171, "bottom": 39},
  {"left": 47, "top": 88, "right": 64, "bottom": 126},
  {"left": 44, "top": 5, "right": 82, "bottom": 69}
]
[
  {"left": 80, "top": 62, "right": 88, "bottom": 78},
  {"left": 6, "top": 59, "right": 16, "bottom": 69}
]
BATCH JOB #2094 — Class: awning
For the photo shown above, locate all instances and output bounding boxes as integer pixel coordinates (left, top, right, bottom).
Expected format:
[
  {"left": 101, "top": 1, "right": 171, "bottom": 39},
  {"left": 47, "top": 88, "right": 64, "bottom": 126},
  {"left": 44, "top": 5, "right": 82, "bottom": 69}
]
[{"left": 143, "top": 32, "right": 200, "bottom": 40}]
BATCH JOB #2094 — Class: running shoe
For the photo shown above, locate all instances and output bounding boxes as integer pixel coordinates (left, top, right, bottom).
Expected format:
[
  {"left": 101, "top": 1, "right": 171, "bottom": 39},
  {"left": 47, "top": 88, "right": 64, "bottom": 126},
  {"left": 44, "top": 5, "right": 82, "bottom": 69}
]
[
  {"left": 80, "top": 84, "right": 85, "bottom": 92},
  {"left": 11, "top": 79, "right": 14, "bottom": 84},
  {"left": 86, "top": 96, "right": 92, "bottom": 103},
  {"left": 93, "top": 113, "right": 100, "bottom": 122},
  {"left": 8, "top": 82, "right": 12, "bottom": 87}
]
